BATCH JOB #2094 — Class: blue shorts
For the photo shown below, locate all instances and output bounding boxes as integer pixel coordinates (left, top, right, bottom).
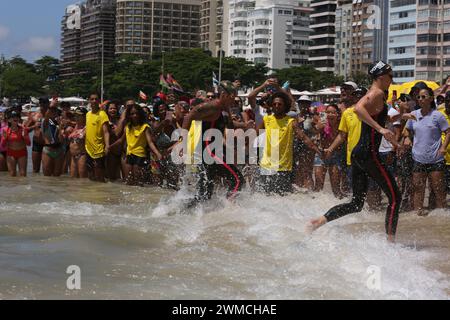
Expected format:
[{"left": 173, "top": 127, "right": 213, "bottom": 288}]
[{"left": 314, "top": 152, "right": 342, "bottom": 168}]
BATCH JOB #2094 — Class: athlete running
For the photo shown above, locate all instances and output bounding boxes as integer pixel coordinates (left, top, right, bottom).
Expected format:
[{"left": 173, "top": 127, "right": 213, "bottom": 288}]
[
  {"left": 307, "top": 61, "right": 402, "bottom": 242},
  {"left": 182, "top": 81, "right": 245, "bottom": 207}
]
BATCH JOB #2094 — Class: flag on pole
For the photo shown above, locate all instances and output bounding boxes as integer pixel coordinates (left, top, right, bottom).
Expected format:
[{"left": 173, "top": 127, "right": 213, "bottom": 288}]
[
  {"left": 159, "top": 74, "right": 171, "bottom": 93},
  {"left": 213, "top": 71, "right": 219, "bottom": 88},
  {"left": 139, "top": 90, "right": 148, "bottom": 101},
  {"left": 166, "top": 73, "right": 184, "bottom": 93}
]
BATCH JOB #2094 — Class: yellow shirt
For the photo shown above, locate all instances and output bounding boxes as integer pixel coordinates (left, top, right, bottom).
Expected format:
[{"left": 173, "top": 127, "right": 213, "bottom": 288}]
[
  {"left": 126, "top": 123, "right": 150, "bottom": 158},
  {"left": 85, "top": 110, "right": 109, "bottom": 159},
  {"left": 187, "top": 120, "right": 202, "bottom": 164},
  {"left": 338, "top": 107, "right": 362, "bottom": 165},
  {"left": 438, "top": 109, "right": 450, "bottom": 165},
  {"left": 260, "top": 115, "right": 294, "bottom": 172}
]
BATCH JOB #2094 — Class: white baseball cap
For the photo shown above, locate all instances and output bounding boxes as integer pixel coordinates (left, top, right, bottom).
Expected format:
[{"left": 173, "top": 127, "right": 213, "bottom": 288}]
[
  {"left": 342, "top": 81, "right": 358, "bottom": 90},
  {"left": 297, "top": 95, "right": 312, "bottom": 102}
]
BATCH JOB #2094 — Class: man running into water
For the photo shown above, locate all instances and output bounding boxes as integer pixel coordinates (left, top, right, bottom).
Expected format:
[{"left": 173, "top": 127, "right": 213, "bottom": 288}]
[
  {"left": 307, "top": 61, "right": 402, "bottom": 242},
  {"left": 182, "top": 81, "right": 245, "bottom": 207}
]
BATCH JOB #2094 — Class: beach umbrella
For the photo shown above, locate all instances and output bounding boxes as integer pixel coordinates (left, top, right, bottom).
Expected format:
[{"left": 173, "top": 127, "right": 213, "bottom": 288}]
[{"left": 387, "top": 80, "right": 439, "bottom": 102}]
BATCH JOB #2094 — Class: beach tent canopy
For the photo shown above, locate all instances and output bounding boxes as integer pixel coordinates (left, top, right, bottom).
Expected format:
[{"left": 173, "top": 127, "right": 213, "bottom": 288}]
[
  {"left": 60, "top": 97, "right": 87, "bottom": 103},
  {"left": 297, "top": 90, "right": 314, "bottom": 96},
  {"left": 388, "top": 80, "right": 439, "bottom": 102},
  {"left": 315, "top": 87, "right": 341, "bottom": 95}
]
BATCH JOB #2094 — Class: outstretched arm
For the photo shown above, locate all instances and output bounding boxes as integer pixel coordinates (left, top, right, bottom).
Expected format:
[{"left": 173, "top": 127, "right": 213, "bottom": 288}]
[{"left": 294, "top": 120, "right": 320, "bottom": 154}]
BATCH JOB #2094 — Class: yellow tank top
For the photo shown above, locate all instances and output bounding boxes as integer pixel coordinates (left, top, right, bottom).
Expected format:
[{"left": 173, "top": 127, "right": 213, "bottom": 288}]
[
  {"left": 187, "top": 120, "right": 202, "bottom": 164},
  {"left": 126, "top": 123, "right": 150, "bottom": 158},
  {"left": 260, "top": 115, "right": 294, "bottom": 172}
]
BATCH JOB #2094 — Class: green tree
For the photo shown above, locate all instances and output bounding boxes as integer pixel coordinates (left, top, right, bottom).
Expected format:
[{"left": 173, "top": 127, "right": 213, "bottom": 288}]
[
  {"left": 1, "top": 65, "right": 44, "bottom": 98},
  {"left": 273, "top": 65, "right": 343, "bottom": 91},
  {"left": 34, "top": 56, "right": 61, "bottom": 95},
  {"left": 350, "top": 72, "right": 372, "bottom": 89}
]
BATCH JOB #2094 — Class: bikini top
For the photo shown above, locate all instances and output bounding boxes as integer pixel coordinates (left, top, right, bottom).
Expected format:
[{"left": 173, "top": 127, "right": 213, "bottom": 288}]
[
  {"left": 2, "top": 126, "right": 30, "bottom": 147},
  {"left": 69, "top": 127, "right": 86, "bottom": 144}
]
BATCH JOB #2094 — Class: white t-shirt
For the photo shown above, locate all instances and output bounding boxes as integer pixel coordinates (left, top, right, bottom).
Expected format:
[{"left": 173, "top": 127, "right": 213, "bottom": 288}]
[{"left": 379, "top": 107, "right": 401, "bottom": 153}]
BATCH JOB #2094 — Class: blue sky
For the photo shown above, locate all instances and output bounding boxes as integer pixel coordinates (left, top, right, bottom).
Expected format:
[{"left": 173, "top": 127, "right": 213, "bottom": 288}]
[{"left": 0, "top": 0, "right": 77, "bottom": 62}]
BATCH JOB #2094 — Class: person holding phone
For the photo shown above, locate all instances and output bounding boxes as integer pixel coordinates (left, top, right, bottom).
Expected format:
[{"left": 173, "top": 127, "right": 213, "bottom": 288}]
[{"left": 25, "top": 97, "right": 49, "bottom": 173}]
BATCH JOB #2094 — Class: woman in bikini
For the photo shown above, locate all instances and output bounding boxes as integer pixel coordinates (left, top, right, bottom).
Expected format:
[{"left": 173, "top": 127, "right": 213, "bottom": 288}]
[
  {"left": 66, "top": 107, "right": 88, "bottom": 178},
  {"left": 1, "top": 109, "right": 30, "bottom": 177},
  {"left": 42, "top": 105, "right": 65, "bottom": 177}
]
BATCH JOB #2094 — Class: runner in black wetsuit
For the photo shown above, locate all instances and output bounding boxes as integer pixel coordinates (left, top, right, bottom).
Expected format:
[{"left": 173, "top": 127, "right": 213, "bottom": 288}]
[
  {"left": 307, "top": 61, "right": 402, "bottom": 242},
  {"left": 182, "top": 81, "right": 245, "bottom": 207}
]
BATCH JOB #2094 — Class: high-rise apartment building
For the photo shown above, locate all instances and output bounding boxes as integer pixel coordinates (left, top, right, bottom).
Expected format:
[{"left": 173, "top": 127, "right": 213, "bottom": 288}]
[
  {"left": 200, "top": 0, "right": 226, "bottom": 56},
  {"left": 228, "top": 0, "right": 312, "bottom": 69},
  {"left": 308, "top": 0, "right": 337, "bottom": 72},
  {"left": 61, "top": 8, "right": 82, "bottom": 78},
  {"left": 350, "top": 0, "right": 388, "bottom": 76},
  {"left": 115, "top": 0, "right": 201, "bottom": 57},
  {"left": 415, "top": 0, "right": 450, "bottom": 82},
  {"left": 80, "top": 0, "right": 116, "bottom": 63},
  {"left": 60, "top": 0, "right": 116, "bottom": 78},
  {"left": 387, "top": 0, "right": 416, "bottom": 83},
  {"left": 335, "top": 0, "right": 353, "bottom": 79}
]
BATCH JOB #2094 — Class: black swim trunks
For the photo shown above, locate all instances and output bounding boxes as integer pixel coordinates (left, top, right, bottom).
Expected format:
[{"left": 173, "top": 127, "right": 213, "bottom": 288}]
[
  {"left": 32, "top": 139, "right": 44, "bottom": 153},
  {"left": 126, "top": 154, "right": 148, "bottom": 167},
  {"left": 86, "top": 155, "right": 106, "bottom": 170}
]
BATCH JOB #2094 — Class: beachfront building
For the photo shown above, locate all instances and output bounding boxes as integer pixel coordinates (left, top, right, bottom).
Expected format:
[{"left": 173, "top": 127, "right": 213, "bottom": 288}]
[
  {"left": 60, "top": 0, "right": 116, "bottom": 78},
  {"left": 200, "top": 0, "right": 229, "bottom": 57},
  {"left": 415, "top": 0, "right": 450, "bottom": 82},
  {"left": 115, "top": 0, "right": 201, "bottom": 57},
  {"left": 228, "top": 0, "right": 312, "bottom": 69},
  {"left": 334, "top": 0, "right": 353, "bottom": 79},
  {"left": 387, "top": 0, "right": 416, "bottom": 83},
  {"left": 309, "top": 0, "right": 336, "bottom": 72},
  {"left": 349, "top": 0, "right": 389, "bottom": 76}
]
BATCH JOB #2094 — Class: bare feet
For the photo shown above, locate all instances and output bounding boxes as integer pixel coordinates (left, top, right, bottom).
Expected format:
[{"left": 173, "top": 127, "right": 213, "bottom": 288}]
[
  {"left": 387, "top": 234, "right": 395, "bottom": 243},
  {"left": 305, "top": 216, "right": 328, "bottom": 234}
]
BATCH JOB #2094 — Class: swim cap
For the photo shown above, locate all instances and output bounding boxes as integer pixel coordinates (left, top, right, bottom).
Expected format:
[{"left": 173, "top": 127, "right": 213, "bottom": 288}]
[{"left": 368, "top": 60, "right": 392, "bottom": 78}]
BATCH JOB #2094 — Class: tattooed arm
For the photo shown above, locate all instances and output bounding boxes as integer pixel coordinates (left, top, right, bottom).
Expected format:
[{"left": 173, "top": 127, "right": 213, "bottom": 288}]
[{"left": 182, "top": 101, "right": 220, "bottom": 130}]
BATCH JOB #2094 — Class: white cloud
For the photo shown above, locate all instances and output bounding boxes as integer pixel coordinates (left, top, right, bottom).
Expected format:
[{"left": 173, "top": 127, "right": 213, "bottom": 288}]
[
  {"left": 0, "top": 25, "right": 10, "bottom": 41},
  {"left": 18, "top": 36, "right": 56, "bottom": 53}
]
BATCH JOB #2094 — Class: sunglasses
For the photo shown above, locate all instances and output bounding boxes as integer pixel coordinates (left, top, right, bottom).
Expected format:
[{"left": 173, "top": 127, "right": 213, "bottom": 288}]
[
  {"left": 207, "top": 95, "right": 214, "bottom": 98},
  {"left": 417, "top": 95, "right": 430, "bottom": 100}
]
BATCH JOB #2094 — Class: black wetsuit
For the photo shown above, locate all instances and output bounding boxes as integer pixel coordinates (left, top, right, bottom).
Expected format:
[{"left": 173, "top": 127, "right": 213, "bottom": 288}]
[
  {"left": 324, "top": 104, "right": 401, "bottom": 236},
  {"left": 190, "top": 113, "right": 244, "bottom": 205}
]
